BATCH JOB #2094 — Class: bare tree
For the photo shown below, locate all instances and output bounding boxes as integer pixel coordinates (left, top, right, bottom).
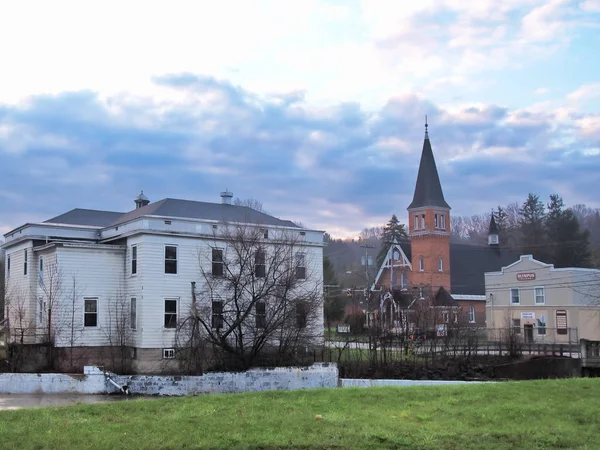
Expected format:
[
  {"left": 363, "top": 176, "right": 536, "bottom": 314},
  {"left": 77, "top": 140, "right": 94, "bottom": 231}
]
[
  {"left": 4, "top": 286, "right": 35, "bottom": 371},
  {"left": 38, "top": 261, "right": 64, "bottom": 349},
  {"left": 65, "top": 274, "right": 85, "bottom": 372},
  {"left": 101, "top": 289, "right": 135, "bottom": 374},
  {"left": 176, "top": 222, "right": 323, "bottom": 371},
  {"left": 233, "top": 197, "right": 266, "bottom": 214}
]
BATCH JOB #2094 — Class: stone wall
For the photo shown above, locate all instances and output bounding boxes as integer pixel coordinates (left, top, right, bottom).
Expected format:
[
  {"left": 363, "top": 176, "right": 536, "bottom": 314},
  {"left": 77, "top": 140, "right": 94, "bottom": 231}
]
[
  {"left": 341, "top": 378, "right": 489, "bottom": 387},
  {"left": 0, "top": 363, "right": 338, "bottom": 396}
]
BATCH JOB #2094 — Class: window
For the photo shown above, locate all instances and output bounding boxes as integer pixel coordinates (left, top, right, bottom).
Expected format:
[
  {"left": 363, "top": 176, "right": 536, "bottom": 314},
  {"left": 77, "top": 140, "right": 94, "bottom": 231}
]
[
  {"left": 163, "top": 348, "right": 175, "bottom": 359},
  {"left": 24, "top": 250, "right": 27, "bottom": 275},
  {"left": 440, "top": 214, "right": 446, "bottom": 230},
  {"left": 212, "top": 301, "right": 224, "bottom": 329},
  {"left": 295, "top": 253, "right": 306, "bottom": 280},
  {"left": 510, "top": 288, "right": 520, "bottom": 304},
  {"left": 434, "top": 214, "right": 439, "bottom": 228},
  {"left": 556, "top": 310, "right": 568, "bottom": 335},
  {"left": 130, "top": 298, "right": 137, "bottom": 330},
  {"left": 38, "top": 297, "right": 44, "bottom": 324},
  {"left": 296, "top": 301, "right": 307, "bottom": 329},
  {"left": 438, "top": 257, "right": 443, "bottom": 272},
  {"left": 414, "top": 215, "right": 419, "bottom": 230},
  {"left": 420, "top": 214, "right": 425, "bottom": 229},
  {"left": 419, "top": 258, "right": 424, "bottom": 272},
  {"left": 131, "top": 246, "right": 137, "bottom": 275},
  {"left": 537, "top": 315, "right": 546, "bottom": 335},
  {"left": 512, "top": 318, "right": 521, "bottom": 334},
  {"left": 255, "top": 249, "right": 266, "bottom": 278},
  {"left": 212, "top": 248, "right": 224, "bottom": 276},
  {"left": 39, "top": 257, "right": 43, "bottom": 285},
  {"left": 534, "top": 287, "right": 545, "bottom": 305},
  {"left": 262, "top": 229, "right": 269, "bottom": 239},
  {"left": 401, "top": 271, "right": 407, "bottom": 288},
  {"left": 165, "top": 246, "right": 177, "bottom": 274},
  {"left": 442, "top": 312, "right": 449, "bottom": 323},
  {"left": 469, "top": 306, "right": 475, "bottom": 323},
  {"left": 164, "top": 299, "right": 177, "bottom": 328},
  {"left": 256, "top": 302, "right": 266, "bottom": 328},
  {"left": 6, "top": 255, "right": 9, "bottom": 278},
  {"left": 84, "top": 298, "right": 98, "bottom": 327},
  {"left": 419, "top": 286, "right": 424, "bottom": 299}
]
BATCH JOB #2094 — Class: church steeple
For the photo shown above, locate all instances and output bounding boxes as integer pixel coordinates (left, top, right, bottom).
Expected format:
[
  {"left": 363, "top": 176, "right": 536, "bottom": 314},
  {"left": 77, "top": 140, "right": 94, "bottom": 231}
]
[
  {"left": 407, "top": 118, "right": 450, "bottom": 210},
  {"left": 488, "top": 211, "right": 499, "bottom": 246},
  {"left": 406, "top": 118, "right": 451, "bottom": 294}
]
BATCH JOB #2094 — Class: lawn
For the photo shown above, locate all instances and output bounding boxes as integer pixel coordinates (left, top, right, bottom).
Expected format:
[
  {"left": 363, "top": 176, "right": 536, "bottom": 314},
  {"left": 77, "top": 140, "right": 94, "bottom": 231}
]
[{"left": 1, "top": 378, "right": 599, "bottom": 449}]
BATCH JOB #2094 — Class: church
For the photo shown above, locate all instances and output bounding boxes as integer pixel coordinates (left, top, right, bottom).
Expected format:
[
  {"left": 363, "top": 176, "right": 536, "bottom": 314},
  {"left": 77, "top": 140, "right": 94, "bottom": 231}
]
[{"left": 371, "top": 121, "right": 517, "bottom": 329}]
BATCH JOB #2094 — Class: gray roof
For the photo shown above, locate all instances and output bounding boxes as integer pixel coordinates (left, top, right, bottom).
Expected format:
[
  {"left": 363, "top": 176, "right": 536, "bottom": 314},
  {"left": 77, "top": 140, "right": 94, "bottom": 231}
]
[
  {"left": 450, "top": 243, "right": 519, "bottom": 295},
  {"left": 110, "top": 198, "right": 300, "bottom": 228},
  {"left": 407, "top": 132, "right": 450, "bottom": 210},
  {"left": 45, "top": 209, "right": 125, "bottom": 227}
]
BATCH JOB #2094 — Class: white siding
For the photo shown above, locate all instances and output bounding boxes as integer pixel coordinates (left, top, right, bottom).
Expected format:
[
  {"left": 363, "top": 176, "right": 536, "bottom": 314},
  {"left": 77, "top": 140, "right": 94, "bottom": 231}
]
[{"left": 52, "top": 247, "right": 126, "bottom": 347}]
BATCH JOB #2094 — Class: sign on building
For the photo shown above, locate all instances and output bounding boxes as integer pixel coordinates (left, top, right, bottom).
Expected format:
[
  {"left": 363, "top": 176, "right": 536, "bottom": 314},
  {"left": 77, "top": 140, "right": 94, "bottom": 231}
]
[
  {"left": 516, "top": 272, "right": 536, "bottom": 281},
  {"left": 521, "top": 312, "right": 535, "bottom": 320}
]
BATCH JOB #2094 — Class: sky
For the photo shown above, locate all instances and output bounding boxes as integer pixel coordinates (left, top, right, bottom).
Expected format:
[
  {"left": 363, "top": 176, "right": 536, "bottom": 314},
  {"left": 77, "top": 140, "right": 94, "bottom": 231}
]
[{"left": 1, "top": 0, "right": 599, "bottom": 239}]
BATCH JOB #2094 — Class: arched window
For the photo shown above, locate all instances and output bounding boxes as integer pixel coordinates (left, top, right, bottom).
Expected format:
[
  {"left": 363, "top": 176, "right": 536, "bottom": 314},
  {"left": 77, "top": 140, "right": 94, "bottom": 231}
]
[
  {"left": 438, "top": 257, "right": 443, "bottom": 272},
  {"left": 419, "top": 258, "right": 424, "bottom": 272}
]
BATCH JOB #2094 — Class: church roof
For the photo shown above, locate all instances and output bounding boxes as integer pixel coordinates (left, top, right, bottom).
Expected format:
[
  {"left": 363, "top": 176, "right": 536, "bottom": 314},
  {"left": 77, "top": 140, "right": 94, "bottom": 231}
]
[
  {"left": 450, "top": 243, "right": 519, "bottom": 295},
  {"left": 407, "top": 125, "right": 450, "bottom": 210}
]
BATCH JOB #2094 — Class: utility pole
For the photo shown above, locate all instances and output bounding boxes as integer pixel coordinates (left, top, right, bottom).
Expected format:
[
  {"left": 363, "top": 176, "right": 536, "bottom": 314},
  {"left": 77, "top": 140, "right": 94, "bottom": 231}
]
[{"left": 360, "top": 243, "right": 375, "bottom": 291}]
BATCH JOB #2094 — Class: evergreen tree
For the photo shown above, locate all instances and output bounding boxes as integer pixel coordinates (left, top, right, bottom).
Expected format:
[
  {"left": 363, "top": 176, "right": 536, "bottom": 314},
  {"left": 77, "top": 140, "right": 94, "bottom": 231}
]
[
  {"left": 495, "top": 206, "right": 510, "bottom": 245},
  {"left": 518, "top": 193, "right": 548, "bottom": 260},
  {"left": 545, "top": 194, "right": 592, "bottom": 267},
  {"left": 376, "top": 215, "right": 408, "bottom": 267}
]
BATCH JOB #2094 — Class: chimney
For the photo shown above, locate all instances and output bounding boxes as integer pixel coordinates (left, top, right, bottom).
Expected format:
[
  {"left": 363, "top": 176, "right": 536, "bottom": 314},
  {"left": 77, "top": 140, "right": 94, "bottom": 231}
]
[
  {"left": 134, "top": 191, "right": 150, "bottom": 209},
  {"left": 220, "top": 189, "right": 233, "bottom": 205}
]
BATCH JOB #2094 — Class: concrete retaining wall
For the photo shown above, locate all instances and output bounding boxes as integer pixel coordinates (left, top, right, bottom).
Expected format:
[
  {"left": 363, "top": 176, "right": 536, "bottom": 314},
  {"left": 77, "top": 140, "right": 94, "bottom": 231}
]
[
  {"left": 341, "top": 378, "right": 489, "bottom": 388},
  {"left": 0, "top": 364, "right": 339, "bottom": 396}
]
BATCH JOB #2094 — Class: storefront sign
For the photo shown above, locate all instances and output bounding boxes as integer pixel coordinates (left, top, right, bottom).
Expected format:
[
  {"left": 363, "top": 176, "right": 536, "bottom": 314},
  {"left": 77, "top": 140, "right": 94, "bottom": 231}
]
[{"left": 516, "top": 272, "right": 536, "bottom": 281}]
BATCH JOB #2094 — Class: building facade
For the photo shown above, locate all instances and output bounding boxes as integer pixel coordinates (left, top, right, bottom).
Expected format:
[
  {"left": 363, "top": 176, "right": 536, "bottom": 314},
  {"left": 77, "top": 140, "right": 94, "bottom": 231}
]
[
  {"left": 485, "top": 255, "right": 600, "bottom": 343},
  {"left": 2, "top": 192, "right": 325, "bottom": 372}
]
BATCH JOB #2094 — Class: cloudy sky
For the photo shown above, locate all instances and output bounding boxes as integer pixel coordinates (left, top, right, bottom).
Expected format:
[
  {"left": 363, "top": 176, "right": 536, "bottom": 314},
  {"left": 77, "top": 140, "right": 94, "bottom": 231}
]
[{"left": 1, "top": 0, "right": 599, "bottom": 238}]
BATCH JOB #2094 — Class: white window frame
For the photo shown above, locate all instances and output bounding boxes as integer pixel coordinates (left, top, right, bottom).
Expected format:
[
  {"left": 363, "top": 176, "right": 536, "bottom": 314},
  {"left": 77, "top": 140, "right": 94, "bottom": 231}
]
[
  {"left": 295, "top": 253, "right": 306, "bottom": 280},
  {"left": 419, "top": 286, "right": 424, "bottom": 299},
  {"left": 164, "top": 298, "right": 178, "bottom": 329},
  {"left": 537, "top": 315, "right": 546, "bottom": 335},
  {"left": 255, "top": 248, "right": 266, "bottom": 278},
  {"left": 440, "top": 214, "right": 446, "bottom": 230},
  {"left": 131, "top": 245, "right": 138, "bottom": 275},
  {"left": 438, "top": 257, "right": 443, "bottom": 272},
  {"left": 212, "top": 248, "right": 224, "bottom": 277},
  {"left": 164, "top": 245, "right": 177, "bottom": 275},
  {"left": 419, "top": 258, "right": 424, "bottom": 272},
  {"left": 534, "top": 286, "right": 545, "bottom": 305},
  {"left": 510, "top": 288, "right": 520, "bottom": 305},
  {"left": 420, "top": 214, "right": 425, "bottom": 229},
  {"left": 414, "top": 215, "right": 419, "bottom": 230},
  {"left": 469, "top": 306, "right": 475, "bottom": 323},
  {"left": 6, "top": 255, "right": 10, "bottom": 279},
  {"left": 24, "top": 249, "right": 28, "bottom": 276},
  {"left": 163, "top": 348, "right": 176, "bottom": 359},
  {"left": 84, "top": 297, "right": 98, "bottom": 328},
  {"left": 434, "top": 214, "right": 439, "bottom": 228},
  {"left": 130, "top": 298, "right": 137, "bottom": 330}
]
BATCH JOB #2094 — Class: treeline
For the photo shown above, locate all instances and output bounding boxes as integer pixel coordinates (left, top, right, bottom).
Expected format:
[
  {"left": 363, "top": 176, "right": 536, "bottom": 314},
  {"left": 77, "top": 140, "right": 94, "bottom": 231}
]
[{"left": 324, "top": 194, "right": 600, "bottom": 284}]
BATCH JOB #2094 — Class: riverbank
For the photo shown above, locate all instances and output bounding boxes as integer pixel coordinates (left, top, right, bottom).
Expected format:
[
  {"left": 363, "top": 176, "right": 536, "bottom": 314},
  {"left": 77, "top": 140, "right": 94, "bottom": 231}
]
[{"left": 1, "top": 378, "right": 598, "bottom": 449}]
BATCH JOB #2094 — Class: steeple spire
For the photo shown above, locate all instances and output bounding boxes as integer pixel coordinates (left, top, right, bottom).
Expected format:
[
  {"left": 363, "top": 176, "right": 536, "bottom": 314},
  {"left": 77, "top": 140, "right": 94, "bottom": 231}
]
[{"left": 407, "top": 119, "right": 450, "bottom": 210}]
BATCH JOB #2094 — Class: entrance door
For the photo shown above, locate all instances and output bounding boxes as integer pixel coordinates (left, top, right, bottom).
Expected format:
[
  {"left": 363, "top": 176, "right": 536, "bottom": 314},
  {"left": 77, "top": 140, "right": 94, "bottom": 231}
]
[{"left": 524, "top": 324, "right": 534, "bottom": 343}]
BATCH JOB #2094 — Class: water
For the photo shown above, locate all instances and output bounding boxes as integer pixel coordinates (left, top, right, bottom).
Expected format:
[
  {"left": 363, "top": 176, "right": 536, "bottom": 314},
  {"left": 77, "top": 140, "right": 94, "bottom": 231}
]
[{"left": 0, "top": 394, "right": 144, "bottom": 410}]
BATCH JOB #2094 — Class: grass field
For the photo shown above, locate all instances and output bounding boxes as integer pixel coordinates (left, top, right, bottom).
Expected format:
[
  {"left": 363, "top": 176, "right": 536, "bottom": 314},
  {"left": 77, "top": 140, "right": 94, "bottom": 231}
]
[{"left": 1, "top": 379, "right": 599, "bottom": 449}]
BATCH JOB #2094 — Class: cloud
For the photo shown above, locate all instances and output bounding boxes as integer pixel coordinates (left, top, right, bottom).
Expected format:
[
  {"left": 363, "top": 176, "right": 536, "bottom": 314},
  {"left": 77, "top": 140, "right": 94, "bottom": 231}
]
[{"left": 1, "top": 73, "right": 599, "bottom": 239}]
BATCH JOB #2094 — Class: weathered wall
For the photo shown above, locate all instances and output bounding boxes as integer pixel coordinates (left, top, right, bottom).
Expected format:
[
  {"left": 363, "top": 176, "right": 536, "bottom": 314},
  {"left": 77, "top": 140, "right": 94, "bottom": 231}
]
[{"left": 0, "top": 363, "right": 338, "bottom": 396}]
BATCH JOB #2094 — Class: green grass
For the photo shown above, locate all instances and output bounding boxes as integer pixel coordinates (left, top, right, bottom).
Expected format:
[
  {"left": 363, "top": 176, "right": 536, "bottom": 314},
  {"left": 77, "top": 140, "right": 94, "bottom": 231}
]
[{"left": 1, "top": 379, "right": 600, "bottom": 449}]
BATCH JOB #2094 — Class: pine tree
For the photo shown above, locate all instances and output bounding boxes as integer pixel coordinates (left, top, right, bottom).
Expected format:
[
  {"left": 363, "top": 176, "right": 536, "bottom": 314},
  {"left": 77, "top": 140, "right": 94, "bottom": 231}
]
[
  {"left": 545, "top": 194, "right": 592, "bottom": 267},
  {"left": 376, "top": 215, "right": 408, "bottom": 267},
  {"left": 495, "top": 206, "right": 510, "bottom": 246},
  {"left": 518, "top": 193, "right": 548, "bottom": 260}
]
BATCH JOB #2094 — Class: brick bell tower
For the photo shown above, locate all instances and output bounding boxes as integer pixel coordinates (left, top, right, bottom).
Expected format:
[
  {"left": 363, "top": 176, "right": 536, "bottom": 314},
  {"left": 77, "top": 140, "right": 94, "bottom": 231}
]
[{"left": 407, "top": 117, "right": 451, "bottom": 293}]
